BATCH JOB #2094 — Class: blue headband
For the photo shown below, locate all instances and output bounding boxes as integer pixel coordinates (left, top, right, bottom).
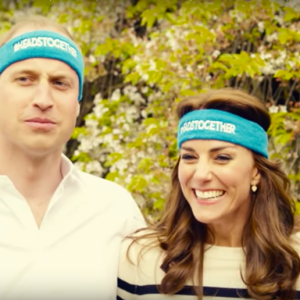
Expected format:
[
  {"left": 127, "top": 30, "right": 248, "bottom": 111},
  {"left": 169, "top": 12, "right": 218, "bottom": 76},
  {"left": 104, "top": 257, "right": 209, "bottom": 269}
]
[
  {"left": 0, "top": 30, "right": 84, "bottom": 101},
  {"left": 177, "top": 109, "right": 269, "bottom": 158}
]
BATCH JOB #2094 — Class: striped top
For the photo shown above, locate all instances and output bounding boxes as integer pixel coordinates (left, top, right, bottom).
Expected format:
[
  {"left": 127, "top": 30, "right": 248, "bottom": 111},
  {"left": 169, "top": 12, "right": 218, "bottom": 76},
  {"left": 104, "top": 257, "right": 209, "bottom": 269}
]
[{"left": 117, "top": 233, "right": 300, "bottom": 300}]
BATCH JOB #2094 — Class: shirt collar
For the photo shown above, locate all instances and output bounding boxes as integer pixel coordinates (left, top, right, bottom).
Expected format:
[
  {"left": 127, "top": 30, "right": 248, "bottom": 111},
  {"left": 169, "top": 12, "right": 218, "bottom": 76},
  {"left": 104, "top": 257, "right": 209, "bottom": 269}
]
[{"left": 60, "top": 153, "right": 74, "bottom": 179}]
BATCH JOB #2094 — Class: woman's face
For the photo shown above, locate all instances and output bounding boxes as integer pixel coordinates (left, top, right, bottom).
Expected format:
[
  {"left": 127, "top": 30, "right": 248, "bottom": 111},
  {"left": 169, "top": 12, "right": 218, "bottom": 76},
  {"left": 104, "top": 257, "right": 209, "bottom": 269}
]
[{"left": 178, "top": 139, "right": 260, "bottom": 227}]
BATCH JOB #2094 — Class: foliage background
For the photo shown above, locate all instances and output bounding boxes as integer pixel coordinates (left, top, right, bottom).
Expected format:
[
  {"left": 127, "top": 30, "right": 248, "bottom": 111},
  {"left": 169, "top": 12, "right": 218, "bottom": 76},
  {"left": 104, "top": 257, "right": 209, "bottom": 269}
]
[{"left": 1, "top": 0, "right": 300, "bottom": 219}]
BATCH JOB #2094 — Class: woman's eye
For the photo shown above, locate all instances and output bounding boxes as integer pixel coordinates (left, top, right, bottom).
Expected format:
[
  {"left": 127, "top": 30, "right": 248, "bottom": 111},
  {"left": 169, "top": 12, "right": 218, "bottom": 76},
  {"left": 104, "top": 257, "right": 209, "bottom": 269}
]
[
  {"left": 216, "top": 155, "right": 232, "bottom": 161},
  {"left": 181, "top": 154, "right": 196, "bottom": 160}
]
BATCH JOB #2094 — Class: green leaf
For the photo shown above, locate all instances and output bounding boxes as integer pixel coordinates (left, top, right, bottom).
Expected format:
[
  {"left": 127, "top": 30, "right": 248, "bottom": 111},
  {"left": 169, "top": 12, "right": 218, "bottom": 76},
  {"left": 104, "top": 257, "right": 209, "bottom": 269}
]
[
  {"left": 141, "top": 9, "right": 157, "bottom": 29},
  {"left": 276, "top": 132, "right": 293, "bottom": 145},
  {"left": 283, "top": 7, "right": 299, "bottom": 22},
  {"left": 295, "top": 201, "right": 300, "bottom": 215},
  {"left": 105, "top": 172, "right": 119, "bottom": 182},
  {"left": 58, "top": 14, "right": 69, "bottom": 23},
  {"left": 127, "top": 175, "right": 148, "bottom": 192},
  {"left": 153, "top": 197, "right": 165, "bottom": 211},
  {"left": 278, "top": 29, "right": 292, "bottom": 44},
  {"left": 147, "top": 70, "right": 163, "bottom": 83},
  {"left": 122, "top": 59, "right": 137, "bottom": 74},
  {"left": 138, "top": 158, "right": 152, "bottom": 172},
  {"left": 274, "top": 70, "right": 294, "bottom": 80},
  {"left": 218, "top": 54, "right": 233, "bottom": 62},
  {"left": 95, "top": 43, "right": 110, "bottom": 56},
  {"left": 71, "top": 127, "right": 87, "bottom": 139},
  {"left": 143, "top": 118, "right": 159, "bottom": 126},
  {"left": 104, "top": 152, "right": 123, "bottom": 167},
  {"left": 124, "top": 72, "right": 141, "bottom": 85},
  {"left": 71, "top": 152, "right": 91, "bottom": 163}
]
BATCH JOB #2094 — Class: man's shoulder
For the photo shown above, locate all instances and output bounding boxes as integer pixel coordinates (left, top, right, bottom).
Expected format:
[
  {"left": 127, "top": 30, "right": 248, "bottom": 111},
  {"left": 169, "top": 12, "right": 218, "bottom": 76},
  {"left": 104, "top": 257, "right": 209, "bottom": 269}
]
[
  {"left": 69, "top": 168, "right": 146, "bottom": 228},
  {"left": 75, "top": 169, "right": 129, "bottom": 195},
  {"left": 290, "top": 228, "right": 300, "bottom": 256}
]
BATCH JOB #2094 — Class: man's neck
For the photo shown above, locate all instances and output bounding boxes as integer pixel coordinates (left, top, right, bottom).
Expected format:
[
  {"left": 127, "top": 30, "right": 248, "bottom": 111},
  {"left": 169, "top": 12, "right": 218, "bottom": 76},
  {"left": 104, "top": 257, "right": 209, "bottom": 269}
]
[{"left": 0, "top": 147, "right": 64, "bottom": 227}]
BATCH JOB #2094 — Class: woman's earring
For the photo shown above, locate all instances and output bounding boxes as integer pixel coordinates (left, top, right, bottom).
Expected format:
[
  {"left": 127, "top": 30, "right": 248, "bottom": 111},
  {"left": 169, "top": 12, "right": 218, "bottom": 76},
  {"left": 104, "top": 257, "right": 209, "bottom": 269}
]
[{"left": 251, "top": 185, "right": 257, "bottom": 193}]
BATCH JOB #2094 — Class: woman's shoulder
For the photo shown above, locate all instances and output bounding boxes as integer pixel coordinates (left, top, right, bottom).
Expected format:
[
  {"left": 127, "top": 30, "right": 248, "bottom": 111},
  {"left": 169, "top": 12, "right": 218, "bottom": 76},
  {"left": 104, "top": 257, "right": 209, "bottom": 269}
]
[
  {"left": 120, "top": 228, "right": 163, "bottom": 259},
  {"left": 119, "top": 228, "right": 167, "bottom": 275},
  {"left": 118, "top": 228, "right": 166, "bottom": 282}
]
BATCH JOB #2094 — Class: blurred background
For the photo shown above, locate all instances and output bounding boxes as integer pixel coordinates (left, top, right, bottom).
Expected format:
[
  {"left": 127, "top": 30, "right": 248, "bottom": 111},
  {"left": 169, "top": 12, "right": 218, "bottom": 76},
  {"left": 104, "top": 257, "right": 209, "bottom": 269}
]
[{"left": 1, "top": 0, "right": 300, "bottom": 220}]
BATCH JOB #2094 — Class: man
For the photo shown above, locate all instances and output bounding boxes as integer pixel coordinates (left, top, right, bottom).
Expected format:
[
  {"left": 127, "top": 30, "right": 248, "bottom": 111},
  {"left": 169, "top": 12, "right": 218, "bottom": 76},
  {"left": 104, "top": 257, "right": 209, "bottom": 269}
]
[{"left": 0, "top": 16, "right": 146, "bottom": 300}]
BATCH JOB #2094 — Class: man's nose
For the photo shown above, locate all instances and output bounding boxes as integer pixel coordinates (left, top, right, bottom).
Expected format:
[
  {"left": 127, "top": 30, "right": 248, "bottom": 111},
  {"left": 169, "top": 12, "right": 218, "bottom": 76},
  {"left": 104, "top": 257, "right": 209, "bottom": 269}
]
[{"left": 31, "top": 80, "right": 54, "bottom": 111}]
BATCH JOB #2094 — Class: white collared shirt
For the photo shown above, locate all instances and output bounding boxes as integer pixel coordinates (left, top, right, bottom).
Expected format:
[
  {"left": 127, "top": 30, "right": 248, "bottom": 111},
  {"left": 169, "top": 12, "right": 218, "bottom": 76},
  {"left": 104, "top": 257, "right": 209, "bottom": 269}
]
[{"left": 0, "top": 154, "right": 146, "bottom": 300}]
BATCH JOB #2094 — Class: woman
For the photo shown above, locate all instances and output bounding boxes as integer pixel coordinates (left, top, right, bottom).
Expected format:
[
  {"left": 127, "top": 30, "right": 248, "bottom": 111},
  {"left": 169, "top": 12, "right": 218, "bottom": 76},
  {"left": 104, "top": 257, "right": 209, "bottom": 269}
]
[{"left": 117, "top": 88, "right": 300, "bottom": 300}]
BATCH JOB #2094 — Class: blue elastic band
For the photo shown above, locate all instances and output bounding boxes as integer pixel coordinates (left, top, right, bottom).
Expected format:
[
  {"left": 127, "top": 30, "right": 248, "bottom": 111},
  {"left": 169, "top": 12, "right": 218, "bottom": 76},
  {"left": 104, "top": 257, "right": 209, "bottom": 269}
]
[
  {"left": 0, "top": 30, "right": 84, "bottom": 101},
  {"left": 177, "top": 109, "right": 269, "bottom": 158}
]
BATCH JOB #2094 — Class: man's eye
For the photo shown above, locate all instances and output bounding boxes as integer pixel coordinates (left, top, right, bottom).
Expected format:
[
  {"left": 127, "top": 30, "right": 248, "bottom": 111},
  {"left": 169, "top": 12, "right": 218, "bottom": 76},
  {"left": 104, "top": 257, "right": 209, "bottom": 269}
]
[
  {"left": 16, "top": 77, "right": 33, "bottom": 84},
  {"left": 17, "top": 77, "right": 29, "bottom": 81},
  {"left": 53, "top": 81, "right": 69, "bottom": 88},
  {"left": 54, "top": 81, "right": 65, "bottom": 86}
]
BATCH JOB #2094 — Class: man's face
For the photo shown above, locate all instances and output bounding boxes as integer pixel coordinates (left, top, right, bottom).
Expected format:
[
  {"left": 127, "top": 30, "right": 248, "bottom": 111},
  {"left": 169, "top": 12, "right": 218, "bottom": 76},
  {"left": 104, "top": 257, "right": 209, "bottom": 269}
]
[{"left": 0, "top": 29, "right": 80, "bottom": 157}]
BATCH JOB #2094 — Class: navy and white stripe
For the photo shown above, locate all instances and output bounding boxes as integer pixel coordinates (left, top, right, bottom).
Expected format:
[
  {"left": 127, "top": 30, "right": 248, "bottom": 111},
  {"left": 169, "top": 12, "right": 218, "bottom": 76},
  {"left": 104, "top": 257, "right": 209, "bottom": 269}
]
[{"left": 117, "top": 233, "right": 300, "bottom": 300}]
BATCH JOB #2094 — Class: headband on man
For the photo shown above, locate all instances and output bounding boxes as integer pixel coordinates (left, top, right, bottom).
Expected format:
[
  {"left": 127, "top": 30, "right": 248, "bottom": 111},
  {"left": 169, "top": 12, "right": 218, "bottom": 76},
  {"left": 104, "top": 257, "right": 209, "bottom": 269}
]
[
  {"left": 0, "top": 30, "right": 84, "bottom": 101},
  {"left": 177, "top": 109, "right": 269, "bottom": 158}
]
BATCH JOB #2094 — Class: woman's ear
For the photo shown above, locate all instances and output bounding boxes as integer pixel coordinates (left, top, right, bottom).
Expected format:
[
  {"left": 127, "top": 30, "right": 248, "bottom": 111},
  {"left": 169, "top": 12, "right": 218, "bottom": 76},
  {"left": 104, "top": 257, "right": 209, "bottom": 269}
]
[{"left": 251, "top": 168, "right": 261, "bottom": 186}]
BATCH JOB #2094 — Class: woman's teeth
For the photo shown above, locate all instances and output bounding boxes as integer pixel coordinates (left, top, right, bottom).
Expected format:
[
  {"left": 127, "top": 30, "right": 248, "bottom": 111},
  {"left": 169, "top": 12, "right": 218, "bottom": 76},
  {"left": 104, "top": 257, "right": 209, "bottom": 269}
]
[{"left": 195, "top": 190, "right": 225, "bottom": 200}]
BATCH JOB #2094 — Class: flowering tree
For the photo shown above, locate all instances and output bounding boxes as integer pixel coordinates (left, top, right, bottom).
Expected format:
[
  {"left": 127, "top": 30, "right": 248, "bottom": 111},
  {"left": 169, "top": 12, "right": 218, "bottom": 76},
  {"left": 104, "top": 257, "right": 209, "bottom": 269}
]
[
  {"left": 75, "top": 0, "right": 300, "bottom": 218},
  {"left": 1, "top": 0, "right": 300, "bottom": 219}
]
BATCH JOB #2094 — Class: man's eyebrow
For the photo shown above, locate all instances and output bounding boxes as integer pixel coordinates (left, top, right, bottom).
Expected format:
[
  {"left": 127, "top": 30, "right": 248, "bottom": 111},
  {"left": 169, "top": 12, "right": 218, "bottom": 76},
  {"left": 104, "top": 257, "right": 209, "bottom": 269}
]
[
  {"left": 10, "top": 70, "right": 74, "bottom": 81},
  {"left": 11, "top": 69, "right": 39, "bottom": 76}
]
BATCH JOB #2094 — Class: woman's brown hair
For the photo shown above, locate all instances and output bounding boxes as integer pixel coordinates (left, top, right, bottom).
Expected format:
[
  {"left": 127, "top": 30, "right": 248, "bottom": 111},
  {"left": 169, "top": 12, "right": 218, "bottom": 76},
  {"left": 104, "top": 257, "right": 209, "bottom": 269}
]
[{"left": 128, "top": 88, "right": 300, "bottom": 300}]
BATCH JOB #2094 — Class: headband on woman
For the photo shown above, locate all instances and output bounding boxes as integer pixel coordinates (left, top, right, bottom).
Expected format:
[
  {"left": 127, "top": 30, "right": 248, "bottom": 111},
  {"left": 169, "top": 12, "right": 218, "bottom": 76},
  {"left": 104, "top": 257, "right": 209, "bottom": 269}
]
[
  {"left": 177, "top": 109, "right": 269, "bottom": 158},
  {"left": 0, "top": 30, "right": 84, "bottom": 101}
]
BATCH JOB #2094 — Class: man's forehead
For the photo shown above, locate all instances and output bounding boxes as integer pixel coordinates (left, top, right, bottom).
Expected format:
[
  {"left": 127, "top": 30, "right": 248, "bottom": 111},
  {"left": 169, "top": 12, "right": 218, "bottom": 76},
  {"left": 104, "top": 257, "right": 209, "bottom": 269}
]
[
  {"left": 10, "top": 26, "right": 70, "bottom": 41},
  {"left": 5, "top": 58, "right": 78, "bottom": 78}
]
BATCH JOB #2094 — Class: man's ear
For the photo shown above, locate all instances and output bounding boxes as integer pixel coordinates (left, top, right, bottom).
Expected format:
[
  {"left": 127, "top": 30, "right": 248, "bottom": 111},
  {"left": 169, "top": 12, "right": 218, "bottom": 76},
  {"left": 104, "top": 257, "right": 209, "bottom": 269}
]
[{"left": 76, "top": 102, "right": 80, "bottom": 117}]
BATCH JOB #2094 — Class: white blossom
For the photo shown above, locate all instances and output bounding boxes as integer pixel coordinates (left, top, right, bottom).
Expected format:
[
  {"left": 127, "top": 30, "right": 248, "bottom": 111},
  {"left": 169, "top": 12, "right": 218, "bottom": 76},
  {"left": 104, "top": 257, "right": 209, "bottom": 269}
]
[
  {"left": 266, "top": 32, "right": 278, "bottom": 43},
  {"left": 74, "top": 161, "right": 85, "bottom": 171},
  {"left": 258, "top": 22, "right": 265, "bottom": 33},
  {"left": 89, "top": 55, "right": 96, "bottom": 64},
  {"left": 269, "top": 105, "right": 279, "bottom": 113},
  {"left": 111, "top": 89, "right": 121, "bottom": 101},
  {"left": 85, "top": 160, "right": 104, "bottom": 176},
  {"left": 279, "top": 105, "right": 287, "bottom": 112},
  {"left": 149, "top": 60, "right": 157, "bottom": 71},
  {"left": 212, "top": 50, "right": 221, "bottom": 58},
  {"left": 142, "top": 87, "right": 149, "bottom": 94},
  {"left": 274, "top": 15, "right": 284, "bottom": 26},
  {"left": 77, "top": 138, "right": 94, "bottom": 152},
  {"left": 261, "top": 63, "right": 275, "bottom": 75},
  {"left": 260, "top": 52, "right": 272, "bottom": 60},
  {"left": 205, "top": 75, "right": 212, "bottom": 82},
  {"left": 123, "top": 85, "right": 137, "bottom": 95},
  {"left": 142, "top": 73, "right": 149, "bottom": 81},
  {"left": 85, "top": 118, "right": 99, "bottom": 129},
  {"left": 93, "top": 105, "right": 109, "bottom": 118}
]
